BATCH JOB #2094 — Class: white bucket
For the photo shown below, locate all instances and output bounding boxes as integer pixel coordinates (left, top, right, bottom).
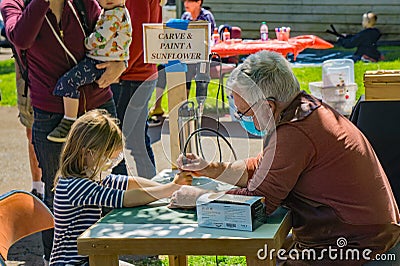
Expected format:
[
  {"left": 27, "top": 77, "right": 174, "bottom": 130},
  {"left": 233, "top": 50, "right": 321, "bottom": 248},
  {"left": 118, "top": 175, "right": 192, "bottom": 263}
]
[{"left": 309, "top": 81, "right": 358, "bottom": 116}]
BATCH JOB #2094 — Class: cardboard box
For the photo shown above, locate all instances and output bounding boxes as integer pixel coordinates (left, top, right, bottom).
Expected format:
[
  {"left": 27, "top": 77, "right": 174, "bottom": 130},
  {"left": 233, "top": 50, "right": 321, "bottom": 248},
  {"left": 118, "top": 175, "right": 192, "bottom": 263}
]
[
  {"left": 364, "top": 70, "right": 400, "bottom": 101},
  {"left": 196, "top": 193, "right": 267, "bottom": 231}
]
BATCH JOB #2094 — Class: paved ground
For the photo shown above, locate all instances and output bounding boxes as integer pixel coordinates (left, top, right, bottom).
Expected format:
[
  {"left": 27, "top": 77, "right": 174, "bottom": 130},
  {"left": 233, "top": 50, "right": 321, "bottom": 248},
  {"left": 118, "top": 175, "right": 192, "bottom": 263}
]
[
  {"left": 0, "top": 48, "right": 12, "bottom": 61},
  {"left": 0, "top": 106, "right": 46, "bottom": 265},
  {"left": 0, "top": 106, "right": 32, "bottom": 194}
]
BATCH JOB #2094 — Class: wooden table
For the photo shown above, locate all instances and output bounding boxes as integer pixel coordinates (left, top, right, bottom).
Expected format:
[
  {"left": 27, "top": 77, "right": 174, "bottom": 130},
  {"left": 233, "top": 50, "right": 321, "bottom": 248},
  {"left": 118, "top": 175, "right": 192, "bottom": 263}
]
[
  {"left": 78, "top": 170, "right": 291, "bottom": 265},
  {"left": 211, "top": 35, "right": 333, "bottom": 60},
  {"left": 78, "top": 202, "right": 291, "bottom": 266}
]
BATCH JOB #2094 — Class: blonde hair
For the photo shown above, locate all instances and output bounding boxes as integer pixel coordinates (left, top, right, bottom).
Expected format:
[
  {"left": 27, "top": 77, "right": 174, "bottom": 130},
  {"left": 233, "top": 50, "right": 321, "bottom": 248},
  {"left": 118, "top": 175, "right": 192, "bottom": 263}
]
[
  {"left": 54, "top": 109, "right": 123, "bottom": 187},
  {"left": 363, "top": 12, "right": 377, "bottom": 28}
]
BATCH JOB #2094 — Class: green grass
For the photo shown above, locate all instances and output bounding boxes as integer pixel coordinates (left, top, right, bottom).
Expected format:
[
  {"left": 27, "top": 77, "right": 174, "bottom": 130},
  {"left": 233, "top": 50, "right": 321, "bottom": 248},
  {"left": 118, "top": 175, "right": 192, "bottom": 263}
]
[
  {"left": 159, "top": 255, "right": 246, "bottom": 265},
  {"left": 121, "top": 255, "right": 247, "bottom": 265},
  {"left": 0, "top": 59, "right": 17, "bottom": 106},
  {"left": 149, "top": 59, "right": 400, "bottom": 114},
  {"left": 1, "top": 48, "right": 399, "bottom": 108}
]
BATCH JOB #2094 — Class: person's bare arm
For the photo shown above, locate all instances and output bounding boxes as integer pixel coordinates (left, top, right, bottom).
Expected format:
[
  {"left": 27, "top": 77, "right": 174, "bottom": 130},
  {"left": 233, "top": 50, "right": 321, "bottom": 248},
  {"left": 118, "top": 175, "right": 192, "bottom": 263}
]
[
  {"left": 126, "top": 176, "right": 161, "bottom": 190},
  {"left": 123, "top": 172, "right": 193, "bottom": 207},
  {"left": 123, "top": 182, "right": 180, "bottom": 207},
  {"left": 126, "top": 172, "right": 193, "bottom": 190}
]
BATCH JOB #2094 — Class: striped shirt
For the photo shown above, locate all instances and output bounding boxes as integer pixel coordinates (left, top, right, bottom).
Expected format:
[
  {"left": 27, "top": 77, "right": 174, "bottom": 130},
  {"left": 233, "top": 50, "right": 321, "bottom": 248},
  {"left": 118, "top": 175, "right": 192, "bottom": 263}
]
[{"left": 50, "top": 175, "right": 128, "bottom": 265}]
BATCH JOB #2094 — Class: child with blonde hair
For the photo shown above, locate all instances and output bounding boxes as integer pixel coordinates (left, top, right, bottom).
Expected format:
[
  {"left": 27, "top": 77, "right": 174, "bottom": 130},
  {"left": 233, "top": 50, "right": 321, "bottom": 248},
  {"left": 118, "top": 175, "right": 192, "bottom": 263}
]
[{"left": 50, "top": 109, "right": 192, "bottom": 265}]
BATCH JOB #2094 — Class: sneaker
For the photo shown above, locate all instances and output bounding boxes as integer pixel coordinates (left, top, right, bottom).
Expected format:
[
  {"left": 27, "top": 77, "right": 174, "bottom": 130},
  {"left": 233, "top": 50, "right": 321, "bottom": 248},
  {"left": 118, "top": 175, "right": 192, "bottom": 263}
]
[
  {"left": 47, "top": 118, "right": 74, "bottom": 143},
  {"left": 148, "top": 107, "right": 164, "bottom": 117},
  {"left": 31, "top": 188, "right": 44, "bottom": 201},
  {"left": 147, "top": 116, "right": 162, "bottom": 127}
]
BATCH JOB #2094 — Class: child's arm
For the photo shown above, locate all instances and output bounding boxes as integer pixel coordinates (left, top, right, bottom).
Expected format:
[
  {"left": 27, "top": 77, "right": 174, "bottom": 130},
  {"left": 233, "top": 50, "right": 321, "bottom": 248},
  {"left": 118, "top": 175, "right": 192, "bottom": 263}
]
[
  {"left": 126, "top": 176, "right": 163, "bottom": 189},
  {"left": 127, "top": 172, "right": 193, "bottom": 189},
  {"left": 122, "top": 172, "right": 193, "bottom": 207}
]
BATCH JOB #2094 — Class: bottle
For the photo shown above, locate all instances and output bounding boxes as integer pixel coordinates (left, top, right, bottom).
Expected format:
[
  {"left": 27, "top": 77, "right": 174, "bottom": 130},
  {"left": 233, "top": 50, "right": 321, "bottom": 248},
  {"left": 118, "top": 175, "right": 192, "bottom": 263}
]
[
  {"left": 223, "top": 28, "right": 231, "bottom": 42},
  {"left": 260, "top": 22, "right": 268, "bottom": 41},
  {"left": 212, "top": 28, "right": 220, "bottom": 46}
]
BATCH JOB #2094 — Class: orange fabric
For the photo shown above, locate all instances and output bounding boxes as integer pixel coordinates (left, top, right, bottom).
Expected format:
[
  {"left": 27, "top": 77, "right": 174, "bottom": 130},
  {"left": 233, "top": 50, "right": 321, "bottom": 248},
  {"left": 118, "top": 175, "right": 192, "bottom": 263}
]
[
  {"left": 0, "top": 191, "right": 54, "bottom": 260},
  {"left": 290, "top": 35, "right": 334, "bottom": 50},
  {"left": 211, "top": 35, "right": 333, "bottom": 60}
]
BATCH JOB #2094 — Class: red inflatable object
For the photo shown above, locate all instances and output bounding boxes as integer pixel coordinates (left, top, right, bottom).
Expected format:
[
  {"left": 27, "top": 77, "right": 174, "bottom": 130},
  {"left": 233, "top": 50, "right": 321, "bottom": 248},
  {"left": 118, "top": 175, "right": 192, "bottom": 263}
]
[{"left": 211, "top": 35, "right": 333, "bottom": 61}]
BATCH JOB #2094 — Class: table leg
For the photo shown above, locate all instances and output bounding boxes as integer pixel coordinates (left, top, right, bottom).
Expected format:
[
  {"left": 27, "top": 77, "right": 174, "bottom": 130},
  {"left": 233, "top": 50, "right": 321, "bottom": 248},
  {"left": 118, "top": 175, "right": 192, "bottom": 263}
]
[
  {"left": 168, "top": 255, "right": 187, "bottom": 266},
  {"left": 89, "top": 254, "right": 118, "bottom": 266},
  {"left": 246, "top": 256, "right": 275, "bottom": 266}
]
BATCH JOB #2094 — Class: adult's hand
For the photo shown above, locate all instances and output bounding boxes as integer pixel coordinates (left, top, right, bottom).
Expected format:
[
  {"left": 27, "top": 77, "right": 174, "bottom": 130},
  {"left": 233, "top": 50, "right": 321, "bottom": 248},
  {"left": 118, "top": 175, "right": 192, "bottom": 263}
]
[
  {"left": 168, "top": 185, "right": 209, "bottom": 208},
  {"left": 177, "top": 153, "right": 210, "bottom": 177},
  {"left": 96, "top": 61, "right": 126, "bottom": 88}
]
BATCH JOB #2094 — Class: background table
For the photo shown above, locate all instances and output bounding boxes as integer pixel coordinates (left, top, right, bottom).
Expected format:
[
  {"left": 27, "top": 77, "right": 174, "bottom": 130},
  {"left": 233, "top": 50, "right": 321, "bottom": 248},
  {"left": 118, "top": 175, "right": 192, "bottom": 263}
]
[{"left": 211, "top": 35, "right": 333, "bottom": 60}]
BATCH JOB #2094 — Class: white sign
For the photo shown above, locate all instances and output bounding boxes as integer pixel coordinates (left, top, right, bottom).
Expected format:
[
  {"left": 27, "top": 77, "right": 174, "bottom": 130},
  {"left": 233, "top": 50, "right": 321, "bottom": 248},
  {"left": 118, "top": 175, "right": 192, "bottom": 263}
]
[{"left": 143, "top": 21, "right": 210, "bottom": 64}]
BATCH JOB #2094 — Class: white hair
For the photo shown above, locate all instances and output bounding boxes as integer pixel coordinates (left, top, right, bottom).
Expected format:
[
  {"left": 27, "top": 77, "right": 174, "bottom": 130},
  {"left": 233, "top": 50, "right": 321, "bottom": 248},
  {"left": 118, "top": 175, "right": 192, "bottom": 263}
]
[{"left": 226, "top": 51, "right": 300, "bottom": 105}]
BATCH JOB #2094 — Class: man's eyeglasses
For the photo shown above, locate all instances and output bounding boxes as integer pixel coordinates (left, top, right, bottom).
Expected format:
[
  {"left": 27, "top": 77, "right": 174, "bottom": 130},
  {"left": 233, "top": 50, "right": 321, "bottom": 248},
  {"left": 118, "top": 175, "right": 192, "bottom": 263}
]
[
  {"left": 233, "top": 101, "right": 259, "bottom": 121},
  {"left": 233, "top": 97, "right": 275, "bottom": 121}
]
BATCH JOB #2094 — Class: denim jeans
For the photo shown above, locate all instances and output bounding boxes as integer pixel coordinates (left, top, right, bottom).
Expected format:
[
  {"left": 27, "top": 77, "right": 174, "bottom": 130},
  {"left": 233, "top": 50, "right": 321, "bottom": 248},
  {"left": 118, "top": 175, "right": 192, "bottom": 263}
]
[
  {"left": 111, "top": 79, "right": 156, "bottom": 178},
  {"left": 32, "top": 99, "right": 116, "bottom": 261}
]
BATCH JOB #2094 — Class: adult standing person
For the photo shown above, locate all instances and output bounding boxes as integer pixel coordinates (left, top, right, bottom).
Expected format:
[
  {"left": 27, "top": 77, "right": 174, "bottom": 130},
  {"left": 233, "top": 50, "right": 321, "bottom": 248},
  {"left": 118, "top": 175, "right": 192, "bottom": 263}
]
[
  {"left": 173, "top": 51, "right": 400, "bottom": 264},
  {"left": 14, "top": 62, "right": 44, "bottom": 199},
  {"left": 0, "top": 0, "right": 126, "bottom": 264},
  {"left": 111, "top": 0, "right": 162, "bottom": 178}
]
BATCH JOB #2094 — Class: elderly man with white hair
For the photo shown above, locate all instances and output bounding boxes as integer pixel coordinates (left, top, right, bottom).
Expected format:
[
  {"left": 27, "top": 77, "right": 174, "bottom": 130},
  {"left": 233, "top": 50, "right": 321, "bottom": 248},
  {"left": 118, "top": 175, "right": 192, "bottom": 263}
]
[{"left": 173, "top": 50, "right": 400, "bottom": 264}]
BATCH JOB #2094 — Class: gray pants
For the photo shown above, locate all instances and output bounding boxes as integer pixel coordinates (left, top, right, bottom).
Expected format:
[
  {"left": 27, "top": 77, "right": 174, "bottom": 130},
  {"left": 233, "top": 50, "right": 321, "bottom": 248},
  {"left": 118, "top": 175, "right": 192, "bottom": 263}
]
[{"left": 112, "top": 79, "right": 157, "bottom": 178}]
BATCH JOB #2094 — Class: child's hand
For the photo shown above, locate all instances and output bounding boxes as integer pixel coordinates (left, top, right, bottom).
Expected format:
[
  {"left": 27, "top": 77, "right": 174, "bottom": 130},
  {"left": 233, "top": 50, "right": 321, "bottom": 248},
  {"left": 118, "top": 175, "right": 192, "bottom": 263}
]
[{"left": 173, "top": 171, "right": 193, "bottom": 185}]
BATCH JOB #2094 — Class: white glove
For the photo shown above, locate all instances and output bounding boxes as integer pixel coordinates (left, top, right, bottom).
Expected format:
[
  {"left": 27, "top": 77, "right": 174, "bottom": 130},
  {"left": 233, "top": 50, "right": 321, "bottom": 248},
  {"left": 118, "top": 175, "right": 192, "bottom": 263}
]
[{"left": 168, "top": 185, "right": 208, "bottom": 209}]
